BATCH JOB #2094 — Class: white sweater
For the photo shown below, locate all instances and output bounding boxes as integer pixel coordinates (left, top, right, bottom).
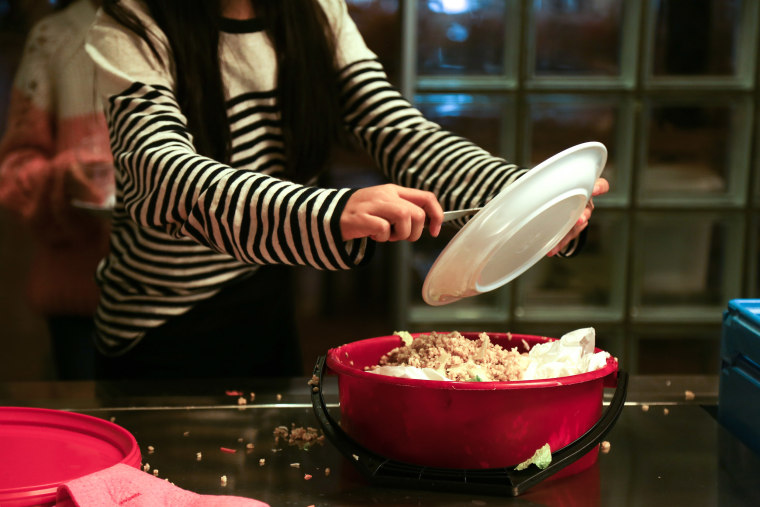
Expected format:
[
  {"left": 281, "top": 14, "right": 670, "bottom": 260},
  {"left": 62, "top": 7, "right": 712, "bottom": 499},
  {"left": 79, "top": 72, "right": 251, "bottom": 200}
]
[
  {"left": 85, "top": 0, "right": 525, "bottom": 354},
  {"left": 0, "top": 0, "right": 111, "bottom": 316}
]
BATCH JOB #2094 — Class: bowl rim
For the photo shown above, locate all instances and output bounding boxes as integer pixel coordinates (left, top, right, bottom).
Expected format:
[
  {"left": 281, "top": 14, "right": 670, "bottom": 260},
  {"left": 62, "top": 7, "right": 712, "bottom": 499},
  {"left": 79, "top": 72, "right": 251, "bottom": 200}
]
[{"left": 326, "top": 331, "right": 619, "bottom": 391}]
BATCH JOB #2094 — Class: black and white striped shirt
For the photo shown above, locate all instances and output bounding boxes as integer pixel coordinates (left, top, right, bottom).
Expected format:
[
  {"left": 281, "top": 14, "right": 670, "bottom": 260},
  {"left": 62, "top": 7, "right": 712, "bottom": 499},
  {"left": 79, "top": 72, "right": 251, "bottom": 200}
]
[{"left": 85, "top": 0, "right": 525, "bottom": 355}]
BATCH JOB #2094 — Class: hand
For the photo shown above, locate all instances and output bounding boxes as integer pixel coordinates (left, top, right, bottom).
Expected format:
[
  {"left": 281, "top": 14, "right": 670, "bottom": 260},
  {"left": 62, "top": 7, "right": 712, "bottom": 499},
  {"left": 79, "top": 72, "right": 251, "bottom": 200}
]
[
  {"left": 340, "top": 184, "right": 444, "bottom": 242},
  {"left": 547, "top": 177, "right": 610, "bottom": 257}
]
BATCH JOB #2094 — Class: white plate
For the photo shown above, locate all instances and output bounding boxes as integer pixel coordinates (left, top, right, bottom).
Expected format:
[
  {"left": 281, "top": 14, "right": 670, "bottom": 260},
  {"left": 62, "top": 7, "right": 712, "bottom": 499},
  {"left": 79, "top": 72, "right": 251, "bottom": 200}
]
[{"left": 422, "top": 141, "right": 607, "bottom": 306}]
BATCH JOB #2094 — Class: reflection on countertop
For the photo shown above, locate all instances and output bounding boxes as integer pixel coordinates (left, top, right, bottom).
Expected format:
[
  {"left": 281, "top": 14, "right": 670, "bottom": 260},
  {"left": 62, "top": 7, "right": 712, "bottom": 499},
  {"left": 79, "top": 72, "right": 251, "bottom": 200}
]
[{"left": 1, "top": 375, "right": 758, "bottom": 507}]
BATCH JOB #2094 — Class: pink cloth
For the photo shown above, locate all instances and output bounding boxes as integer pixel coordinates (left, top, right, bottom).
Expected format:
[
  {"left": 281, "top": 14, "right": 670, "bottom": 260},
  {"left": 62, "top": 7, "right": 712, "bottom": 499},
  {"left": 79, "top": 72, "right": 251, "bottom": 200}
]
[{"left": 55, "top": 464, "right": 269, "bottom": 507}]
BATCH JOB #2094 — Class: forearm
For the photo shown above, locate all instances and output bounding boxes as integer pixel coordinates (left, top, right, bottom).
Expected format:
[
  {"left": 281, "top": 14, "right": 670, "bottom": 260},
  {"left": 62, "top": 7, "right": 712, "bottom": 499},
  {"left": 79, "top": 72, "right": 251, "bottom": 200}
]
[
  {"left": 339, "top": 59, "right": 526, "bottom": 213},
  {"left": 107, "top": 83, "right": 369, "bottom": 270}
]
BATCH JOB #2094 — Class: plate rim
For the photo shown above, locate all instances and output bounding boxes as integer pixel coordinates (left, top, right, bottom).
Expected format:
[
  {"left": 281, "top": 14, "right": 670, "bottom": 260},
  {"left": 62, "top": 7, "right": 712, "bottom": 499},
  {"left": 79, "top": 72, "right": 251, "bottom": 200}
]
[{"left": 422, "top": 141, "right": 607, "bottom": 306}]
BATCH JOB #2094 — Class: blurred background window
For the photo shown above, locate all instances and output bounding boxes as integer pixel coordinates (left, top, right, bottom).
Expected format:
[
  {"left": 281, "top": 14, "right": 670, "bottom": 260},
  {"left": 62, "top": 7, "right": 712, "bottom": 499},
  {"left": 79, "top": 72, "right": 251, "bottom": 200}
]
[
  {"left": 394, "top": 0, "right": 758, "bottom": 376},
  {"left": 417, "top": 0, "right": 507, "bottom": 76},
  {"left": 651, "top": 0, "right": 740, "bottom": 77},
  {"left": 532, "top": 0, "right": 625, "bottom": 77}
]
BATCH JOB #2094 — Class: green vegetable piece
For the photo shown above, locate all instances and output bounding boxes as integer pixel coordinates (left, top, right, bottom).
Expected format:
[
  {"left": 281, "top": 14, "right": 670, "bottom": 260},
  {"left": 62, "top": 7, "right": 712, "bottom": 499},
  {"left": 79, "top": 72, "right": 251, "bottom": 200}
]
[{"left": 515, "top": 443, "right": 552, "bottom": 471}]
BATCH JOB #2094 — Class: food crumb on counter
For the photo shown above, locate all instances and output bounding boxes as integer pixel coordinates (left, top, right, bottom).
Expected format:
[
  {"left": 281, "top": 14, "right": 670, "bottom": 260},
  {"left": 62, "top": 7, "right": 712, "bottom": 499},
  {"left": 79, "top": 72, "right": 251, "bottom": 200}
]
[
  {"left": 352, "top": 454, "right": 359, "bottom": 461},
  {"left": 600, "top": 441, "right": 611, "bottom": 453},
  {"left": 274, "top": 425, "right": 288, "bottom": 443},
  {"left": 183, "top": 431, "right": 190, "bottom": 437},
  {"left": 196, "top": 452, "right": 202, "bottom": 461},
  {"left": 237, "top": 397, "right": 247, "bottom": 405},
  {"left": 276, "top": 393, "right": 283, "bottom": 401},
  {"left": 259, "top": 458, "right": 266, "bottom": 466},
  {"left": 220, "top": 475, "right": 227, "bottom": 486},
  {"left": 147, "top": 445, "right": 155, "bottom": 454},
  {"left": 246, "top": 443, "right": 255, "bottom": 450},
  {"left": 250, "top": 392, "right": 256, "bottom": 402},
  {"left": 237, "top": 437, "right": 244, "bottom": 443},
  {"left": 142, "top": 463, "right": 150, "bottom": 472},
  {"left": 324, "top": 467, "right": 331, "bottom": 477},
  {"left": 290, "top": 463, "right": 301, "bottom": 468},
  {"left": 665, "top": 379, "right": 671, "bottom": 387},
  {"left": 641, "top": 404, "right": 650, "bottom": 412},
  {"left": 307, "top": 375, "right": 319, "bottom": 386},
  {"left": 273, "top": 425, "right": 325, "bottom": 448},
  {"left": 663, "top": 408, "right": 670, "bottom": 415},
  {"left": 304, "top": 474, "right": 312, "bottom": 480},
  {"left": 110, "top": 416, "right": 116, "bottom": 422},
  {"left": 153, "top": 469, "right": 159, "bottom": 476},
  {"left": 684, "top": 390, "right": 695, "bottom": 401}
]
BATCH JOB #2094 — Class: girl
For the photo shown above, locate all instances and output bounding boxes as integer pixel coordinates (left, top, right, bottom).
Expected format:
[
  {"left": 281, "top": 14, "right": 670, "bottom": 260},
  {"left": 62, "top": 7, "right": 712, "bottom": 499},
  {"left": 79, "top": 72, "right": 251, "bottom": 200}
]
[{"left": 85, "top": 0, "right": 607, "bottom": 379}]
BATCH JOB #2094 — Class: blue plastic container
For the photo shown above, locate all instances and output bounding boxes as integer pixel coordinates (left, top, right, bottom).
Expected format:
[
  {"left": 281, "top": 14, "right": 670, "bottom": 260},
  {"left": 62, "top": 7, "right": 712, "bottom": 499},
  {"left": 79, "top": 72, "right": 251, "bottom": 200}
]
[{"left": 718, "top": 299, "right": 760, "bottom": 454}]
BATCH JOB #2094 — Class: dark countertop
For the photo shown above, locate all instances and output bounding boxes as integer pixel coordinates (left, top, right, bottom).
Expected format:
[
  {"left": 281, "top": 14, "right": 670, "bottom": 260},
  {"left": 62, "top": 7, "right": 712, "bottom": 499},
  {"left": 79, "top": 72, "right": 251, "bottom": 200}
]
[{"left": 1, "top": 374, "right": 759, "bottom": 506}]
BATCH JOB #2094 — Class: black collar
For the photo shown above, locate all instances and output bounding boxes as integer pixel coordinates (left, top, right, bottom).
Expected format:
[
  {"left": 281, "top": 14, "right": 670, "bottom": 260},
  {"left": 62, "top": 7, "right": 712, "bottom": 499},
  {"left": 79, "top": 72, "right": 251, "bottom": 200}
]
[{"left": 219, "top": 17, "right": 267, "bottom": 34}]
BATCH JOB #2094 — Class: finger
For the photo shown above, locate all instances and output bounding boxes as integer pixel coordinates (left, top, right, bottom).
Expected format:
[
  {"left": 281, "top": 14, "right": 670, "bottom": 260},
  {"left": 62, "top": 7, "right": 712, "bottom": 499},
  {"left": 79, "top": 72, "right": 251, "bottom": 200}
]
[
  {"left": 548, "top": 218, "right": 589, "bottom": 257},
  {"left": 369, "top": 220, "right": 392, "bottom": 242},
  {"left": 342, "top": 214, "right": 390, "bottom": 242},
  {"left": 578, "top": 206, "right": 592, "bottom": 225},
  {"left": 407, "top": 207, "right": 427, "bottom": 242},
  {"left": 388, "top": 216, "right": 411, "bottom": 242},
  {"left": 395, "top": 187, "right": 443, "bottom": 237},
  {"left": 427, "top": 211, "right": 443, "bottom": 238},
  {"left": 592, "top": 177, "right": 609, "bottom": 197},
  {"left": 382, "top": 199, "right": 428, "bottom": 241}
]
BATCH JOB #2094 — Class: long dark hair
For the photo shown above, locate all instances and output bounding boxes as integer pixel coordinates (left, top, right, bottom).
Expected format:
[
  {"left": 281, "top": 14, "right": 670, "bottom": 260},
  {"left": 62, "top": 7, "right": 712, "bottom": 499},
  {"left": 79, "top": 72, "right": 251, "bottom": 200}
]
[{"left": 102, "top": 0, "right": 345, "bottom": 183}]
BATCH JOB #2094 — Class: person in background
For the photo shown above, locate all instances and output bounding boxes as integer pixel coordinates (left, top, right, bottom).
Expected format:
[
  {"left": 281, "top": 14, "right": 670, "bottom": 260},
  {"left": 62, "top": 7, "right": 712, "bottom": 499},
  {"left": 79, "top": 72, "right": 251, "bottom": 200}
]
[
  {"left": 85, "top": 0, "right": 608, "bottom": 380},
  {"left": 0, "top": 0, "right": 113, "bottom": 380}
]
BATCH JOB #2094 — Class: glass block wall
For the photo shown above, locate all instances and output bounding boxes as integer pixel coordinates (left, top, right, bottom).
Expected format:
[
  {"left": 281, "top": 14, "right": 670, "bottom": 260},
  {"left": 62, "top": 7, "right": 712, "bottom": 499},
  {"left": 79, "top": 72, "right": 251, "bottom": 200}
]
[{"left": 346, "top": 0, "right": 760, "bottom": 375}]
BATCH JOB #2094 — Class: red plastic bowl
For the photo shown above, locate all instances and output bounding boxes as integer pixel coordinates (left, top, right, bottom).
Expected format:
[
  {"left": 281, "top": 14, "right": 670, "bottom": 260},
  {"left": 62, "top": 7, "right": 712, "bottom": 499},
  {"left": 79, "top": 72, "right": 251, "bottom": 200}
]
[{"left": 325, "top": 332, "right": 619, "bottom": 477}]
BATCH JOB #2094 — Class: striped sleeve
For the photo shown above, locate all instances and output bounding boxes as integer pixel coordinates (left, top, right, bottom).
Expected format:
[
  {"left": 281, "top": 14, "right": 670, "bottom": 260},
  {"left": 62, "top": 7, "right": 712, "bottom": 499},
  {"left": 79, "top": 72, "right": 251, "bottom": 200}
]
[
  {"left": 338, "top": 61, "right": 584, "bottom": 255},
  {"left": 338, "top": 59, "right": 526, "bottom": 214},
  {"left": 86, "top": 8, "right": 369, "bottom": 272},
  {"left": 105, "top": 82, "right": 361, "bottom": 270}
]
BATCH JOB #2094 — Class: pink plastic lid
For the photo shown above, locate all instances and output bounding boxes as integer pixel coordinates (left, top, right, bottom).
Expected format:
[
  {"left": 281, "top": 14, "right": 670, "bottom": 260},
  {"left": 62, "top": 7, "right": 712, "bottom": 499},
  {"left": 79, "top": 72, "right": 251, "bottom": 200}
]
[{"left": 0, "top": 407, "right": 141, "bottom": 507}]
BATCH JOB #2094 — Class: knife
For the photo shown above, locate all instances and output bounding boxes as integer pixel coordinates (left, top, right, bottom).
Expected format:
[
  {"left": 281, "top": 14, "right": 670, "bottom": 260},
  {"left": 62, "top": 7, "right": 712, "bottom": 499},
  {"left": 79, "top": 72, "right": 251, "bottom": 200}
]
[{"left": 442, "top": 207, "right": 482, "bottom": 223}]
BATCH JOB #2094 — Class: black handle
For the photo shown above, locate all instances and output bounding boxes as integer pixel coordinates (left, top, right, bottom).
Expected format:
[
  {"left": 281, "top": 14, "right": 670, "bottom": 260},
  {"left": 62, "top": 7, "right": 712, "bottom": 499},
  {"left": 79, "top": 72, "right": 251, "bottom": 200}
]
[{"left": 311, "top": 355, "right": 628, "bottom": 496}]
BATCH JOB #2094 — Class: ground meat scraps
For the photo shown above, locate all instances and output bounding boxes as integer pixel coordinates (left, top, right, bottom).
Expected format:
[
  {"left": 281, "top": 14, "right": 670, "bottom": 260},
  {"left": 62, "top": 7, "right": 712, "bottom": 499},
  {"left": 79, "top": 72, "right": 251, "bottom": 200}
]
[
  {"left": 370, "top": 331, "right": 529, "bottom": 382},
  {"left": 273, "top": 424, "right": 325, "bottom": 449}
]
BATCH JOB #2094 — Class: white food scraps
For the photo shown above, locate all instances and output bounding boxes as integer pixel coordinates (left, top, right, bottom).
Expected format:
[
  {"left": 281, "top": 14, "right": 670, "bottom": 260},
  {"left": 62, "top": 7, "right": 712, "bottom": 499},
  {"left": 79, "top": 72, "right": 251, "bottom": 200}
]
[
  {"left": 522, "top": 327, "right": 610, "bottom": 381},
  {"left": 369, "top": 327, "right": 611, "bottom": 382}
]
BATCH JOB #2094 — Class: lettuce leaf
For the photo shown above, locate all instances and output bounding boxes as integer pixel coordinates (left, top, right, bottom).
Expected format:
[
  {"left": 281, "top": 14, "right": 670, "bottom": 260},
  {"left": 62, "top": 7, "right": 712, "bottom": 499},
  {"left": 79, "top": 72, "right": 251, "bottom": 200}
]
[{"left": 515, "top": 443, "right": 552, "bottom": 471}]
